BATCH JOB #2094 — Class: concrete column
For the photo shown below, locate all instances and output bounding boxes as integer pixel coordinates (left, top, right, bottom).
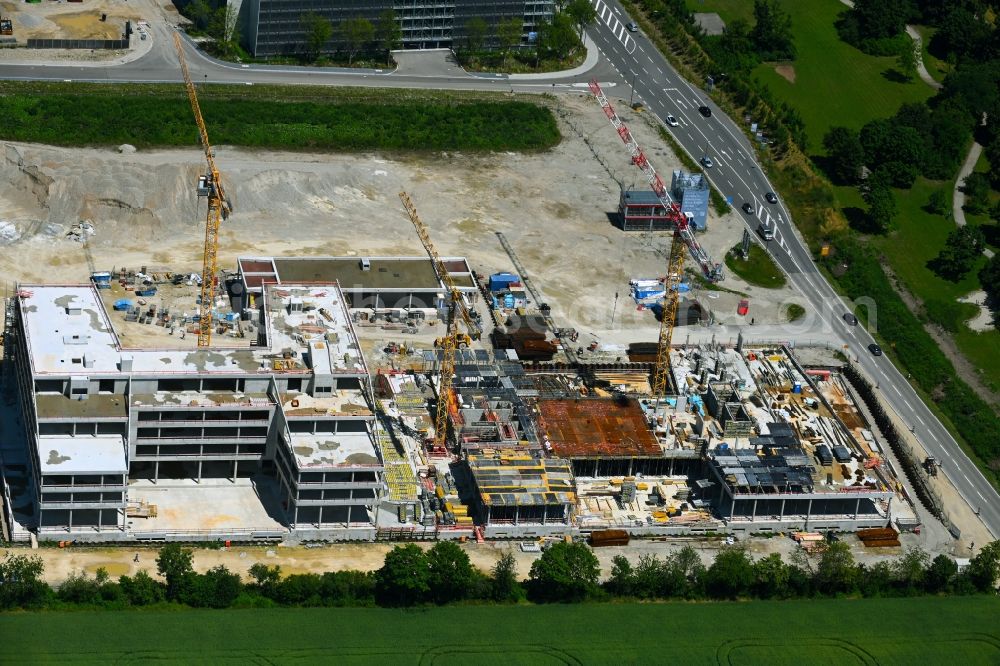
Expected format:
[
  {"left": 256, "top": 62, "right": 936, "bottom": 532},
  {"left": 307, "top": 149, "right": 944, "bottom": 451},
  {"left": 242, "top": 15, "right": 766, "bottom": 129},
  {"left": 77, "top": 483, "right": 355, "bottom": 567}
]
[
  {"left": 232, "top": 459, "right": 238, "bottom": 481},
  {"left": 154, "top": 460, "right": 159, "bottom": 484},
  {"left": 780, "top": 498, "right": 785, "bottom": 520},
  {"left": 729, "top": 498, "right": 735, "bottom": 520},
  {"left": 854, "top": 497, "right": 860, "bottom": 520},
  {"left": 542, "top": 503, "right": 547, "bottom": 524},
  {"left": 669, "top": 457, "right": 675, "bottom": 476},
  {"left": 628, "top": 458, "right": 633, "bottom": 477},
  {"left": 806, "top": 499, "right": 813, "bottom": 528},
  {"left": 68, "top": 507, "right": 73, "bottom": 531},
  {"left": 197, "top": 460, "right": 202, "bottom": 483},
  {"left": 293, "top": 502, "right": 299, "bottom": 526},
  {"left": 752, "top": 499, "right": 757, "bottom": 522},
  {"left": 318, "top": 504, "right": 324, "bottom": 527}
]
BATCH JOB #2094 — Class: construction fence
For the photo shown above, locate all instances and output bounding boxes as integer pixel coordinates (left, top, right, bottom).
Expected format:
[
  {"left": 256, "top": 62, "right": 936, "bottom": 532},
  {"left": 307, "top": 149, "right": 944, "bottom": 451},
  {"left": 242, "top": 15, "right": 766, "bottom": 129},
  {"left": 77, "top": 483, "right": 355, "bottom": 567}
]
[{"left": 27, "top": 37, "right": 129, "bottom": 50}]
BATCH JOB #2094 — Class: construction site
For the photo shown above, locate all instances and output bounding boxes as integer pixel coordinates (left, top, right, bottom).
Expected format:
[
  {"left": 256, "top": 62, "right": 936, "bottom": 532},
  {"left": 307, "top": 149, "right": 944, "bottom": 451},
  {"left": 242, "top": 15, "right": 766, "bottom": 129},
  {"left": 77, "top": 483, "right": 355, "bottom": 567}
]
[{"left": 0, "top": 43, "right": 924, "bottom": 553}]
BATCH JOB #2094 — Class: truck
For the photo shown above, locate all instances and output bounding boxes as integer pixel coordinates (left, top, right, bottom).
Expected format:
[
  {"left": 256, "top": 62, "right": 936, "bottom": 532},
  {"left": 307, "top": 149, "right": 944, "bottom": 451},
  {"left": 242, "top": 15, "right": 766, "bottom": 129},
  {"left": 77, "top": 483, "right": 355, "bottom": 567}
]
[{"left": 0, "top": 18, "right": 12, "bottom": 36}]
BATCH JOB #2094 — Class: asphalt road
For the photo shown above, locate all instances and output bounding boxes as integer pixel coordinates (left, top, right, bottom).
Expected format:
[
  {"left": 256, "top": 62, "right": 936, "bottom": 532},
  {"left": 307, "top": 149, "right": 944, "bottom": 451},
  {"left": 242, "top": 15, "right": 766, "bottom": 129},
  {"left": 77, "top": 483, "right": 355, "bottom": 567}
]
[
  {"left": 586, "top": 0, "right": 999, "bottom": 538},
  {"left": 0, "top": 12, "right": 996, "bottom": 538}
]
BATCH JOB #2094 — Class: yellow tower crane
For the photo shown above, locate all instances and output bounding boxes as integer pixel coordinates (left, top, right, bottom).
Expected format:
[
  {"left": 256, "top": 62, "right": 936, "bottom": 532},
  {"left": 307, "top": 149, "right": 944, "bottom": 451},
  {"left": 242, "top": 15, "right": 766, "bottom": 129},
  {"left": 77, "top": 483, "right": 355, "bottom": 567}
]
[
  {"left": 173, "top": 32, "right": 232, "bottom": 347},
  {"left": 398, "top": 192, "right": 481, "bottom": 451},
  {"left": 651, "top": 228, "right": 687, "bottom": 398}
]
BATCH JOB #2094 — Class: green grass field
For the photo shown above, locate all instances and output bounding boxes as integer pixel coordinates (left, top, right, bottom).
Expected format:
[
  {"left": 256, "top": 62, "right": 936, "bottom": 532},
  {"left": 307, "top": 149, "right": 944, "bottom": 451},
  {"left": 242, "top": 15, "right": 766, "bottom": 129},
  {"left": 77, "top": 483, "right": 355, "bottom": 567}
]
[
  {"left": 3, "top": 596, "right": 999, "bottom": 664},
  {"left": 725, "top": 243, "right": 787, "bottom": 288},
  {"left": 749, "top": 0, "right": 934, "bottom": 153}
]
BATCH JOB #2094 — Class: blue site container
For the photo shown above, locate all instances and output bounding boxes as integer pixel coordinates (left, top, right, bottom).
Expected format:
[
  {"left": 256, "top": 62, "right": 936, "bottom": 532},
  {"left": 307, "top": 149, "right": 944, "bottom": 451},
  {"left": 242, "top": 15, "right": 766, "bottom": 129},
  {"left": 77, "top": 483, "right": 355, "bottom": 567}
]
[
  {"left": 113, "top": 299, "right": 132, "bottom": 311},
  {"left": 489, "top": 272, "right": 519, "bottom": 292}
]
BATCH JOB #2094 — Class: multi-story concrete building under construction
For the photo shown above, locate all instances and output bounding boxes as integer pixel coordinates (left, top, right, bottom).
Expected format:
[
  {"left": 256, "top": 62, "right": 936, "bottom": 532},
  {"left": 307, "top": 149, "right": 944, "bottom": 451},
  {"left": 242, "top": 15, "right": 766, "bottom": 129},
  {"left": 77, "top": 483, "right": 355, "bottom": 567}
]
[
  {"left": 5, "top": 279, "right": 386, "bottom": 541},
  {"left": 240, "top": 0, "right": 555, "bottom": 57}
]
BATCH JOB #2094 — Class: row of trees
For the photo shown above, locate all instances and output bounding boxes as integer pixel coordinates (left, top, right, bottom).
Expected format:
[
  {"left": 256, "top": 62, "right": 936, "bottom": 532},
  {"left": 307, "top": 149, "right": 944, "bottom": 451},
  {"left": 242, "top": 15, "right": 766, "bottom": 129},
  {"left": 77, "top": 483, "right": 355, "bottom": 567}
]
[
  {"left": 456, "top": 1, "right": 594, "bottom": 70},
  {"left": 299, "top": 10, "right": 401, "bottom": 64},
  {"left": 2, "top": 539, "right": 998, "bottom": 611}
]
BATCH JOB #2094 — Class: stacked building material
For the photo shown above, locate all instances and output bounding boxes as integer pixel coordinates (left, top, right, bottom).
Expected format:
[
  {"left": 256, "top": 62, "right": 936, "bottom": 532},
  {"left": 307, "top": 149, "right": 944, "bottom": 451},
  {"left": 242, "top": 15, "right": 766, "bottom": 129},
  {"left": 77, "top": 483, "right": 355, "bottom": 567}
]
[{"left": 857, "top": 527, "right": 901, "bottom": 547}]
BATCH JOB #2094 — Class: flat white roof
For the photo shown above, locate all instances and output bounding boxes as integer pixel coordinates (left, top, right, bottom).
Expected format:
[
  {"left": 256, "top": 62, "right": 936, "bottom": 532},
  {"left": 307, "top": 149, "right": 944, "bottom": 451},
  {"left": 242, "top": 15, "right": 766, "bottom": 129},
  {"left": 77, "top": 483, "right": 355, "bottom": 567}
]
[
  {"left": 38, "top": 435, "right": 127, "bottom": 474},
  {"left": 19, "top": 283, "right": 366, "bottom": 378},
  {"left": 289, "top": 431, "right": 382, "bottom": 470}
]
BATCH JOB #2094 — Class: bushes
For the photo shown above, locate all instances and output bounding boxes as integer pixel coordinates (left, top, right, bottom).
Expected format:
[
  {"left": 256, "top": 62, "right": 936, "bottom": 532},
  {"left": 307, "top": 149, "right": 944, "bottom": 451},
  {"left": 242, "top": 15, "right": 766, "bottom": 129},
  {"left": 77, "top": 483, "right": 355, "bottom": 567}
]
[
  {"left": 3, "top": 537, "right": 1000, "bottom": 613},
  {"left": 0, "top": 90, "right": 561, "bottom": 153}
]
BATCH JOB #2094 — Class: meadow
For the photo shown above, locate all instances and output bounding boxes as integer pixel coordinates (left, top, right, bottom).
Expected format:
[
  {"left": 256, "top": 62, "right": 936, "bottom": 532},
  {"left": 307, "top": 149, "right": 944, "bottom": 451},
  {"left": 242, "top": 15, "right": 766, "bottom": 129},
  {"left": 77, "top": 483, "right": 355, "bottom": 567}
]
[{"left": 3, "top": 596, "right": 998, "bottom": 664}]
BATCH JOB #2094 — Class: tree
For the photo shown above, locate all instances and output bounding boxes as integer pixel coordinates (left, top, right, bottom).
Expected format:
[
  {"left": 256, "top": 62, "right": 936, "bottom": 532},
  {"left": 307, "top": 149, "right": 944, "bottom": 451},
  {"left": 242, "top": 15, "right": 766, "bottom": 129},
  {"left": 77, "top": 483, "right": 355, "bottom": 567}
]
[
  {"left": 929, "top": 225, "right": 985, "bottom": 281},
  {"left": 185, "top": 565, "right": 242, "bottom": 608},
  {"left": 815, "top": 541, "right": 858, "bottom": 595},
  {"left": 497, "top": 17, "right": 523, "bottom": 68},
  {"left": 301, "top": 12, "right": 333, "bottom": 61},
  {"left": 752, "top": 553, "right": 790, "bottom": 599},
  {"left": 856, "top": 560, "right": 894, "bottom": 597},
  {"left": 528, "top": 541, "right": 600, "bottom": 602},
  {"left": 156, "top": 543, "right": 194, "bottom": 602},
  {"left": 57, "top": 570, "right": 101, "bottom": 605},
  {"left": 862, "top": 174, "right": 898, "bottom": 232},
  {"left": 751, "top": 0, "right": 795, "bottom": 61},
  {"left": 463, "top": 17, "right": 488, "bottom": 55},
  {"left": 712, "top": 19, "right": 760, "bottom": 74},
  {"left": 663, "top": 545, "right": 706, "bottom": 599},
  {"left": 248, "top": 563, "right": 282, "bottom": 599},
  {"left": 341, "top": 17, "right": 375, "bottom": 65},
  {"left": 490, "top": 551, "right": 524, "bottom": 602},
  {"left": 605, "top": 555, "right": 634, "bottom": 597},
  {"left": 375, "top": 10, "right": 402, "bottom": 66},
  {"left": 565, "top": 0, "right": 597, "bottom": 40},
  {"left": 823, "top": 126, "right": 865, "bottom": 184},
  {"left": 985, "top": 138, "right": 1000, "bottom": 190},
  {"left": 319, "top": 570, "right": 375, "bottom": 606},
  {"left": 376, "top": 544, "right": 430, "bottom": 606},
  {"left": 536, "top": 13, "right": 579, "bottom": 62},
  {"left": 0, "top": 553, "right": 50, "bottom": 609},
  {"left": 704, "top": 546, "right": 754, "bottom": 599},
  {"left": 119, "top": 570, "right": 165, "bottom": 606},
  {"left": 896, "top": 39, "right": 918, "bottom": 81},
  {"left": 276, "top": 573, "right": 323, "bottom": 606},
  {"left": 185, "top": 0, "right": 213, "bottom": 32},
  {"left": 982, "top": 250, "right": 1000, "bottom": 306},
  {"left": 924, "top": 554, "right": 958, "bottom": 593},
  {"left": 632, "top": 554, "right": 667, "bottom": 599},
  {"left": 427, "top": 541, "right": 476, "bottom": 604},
  {"left": 850, "top": 0, "right": 914, "bottom": 41},
  {"left": 926, "top": 187, "right": 950, "bottom": 215},
  {"left": 965, "top": 540, "right": 1000, "bottom": 592},
  {"left": 961, "top": 172, "right": 992, "bottom": 216},
  {"left": 859, "top": 118, "right": 926, "bottom": 188},
  {"left": 892, "top": 547, "right": 930, "bottom": 594}
]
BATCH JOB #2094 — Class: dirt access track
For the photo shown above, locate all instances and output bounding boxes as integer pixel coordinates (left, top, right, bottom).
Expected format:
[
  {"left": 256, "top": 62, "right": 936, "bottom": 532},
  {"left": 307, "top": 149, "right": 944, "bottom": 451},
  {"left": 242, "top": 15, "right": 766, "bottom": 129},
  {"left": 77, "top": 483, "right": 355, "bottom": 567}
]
[
  {"left": 0, "top": 0, "right": 152, "bottom": 41},
  {"left": 0, "top": 93, "right": 800, "bottom": 345}
]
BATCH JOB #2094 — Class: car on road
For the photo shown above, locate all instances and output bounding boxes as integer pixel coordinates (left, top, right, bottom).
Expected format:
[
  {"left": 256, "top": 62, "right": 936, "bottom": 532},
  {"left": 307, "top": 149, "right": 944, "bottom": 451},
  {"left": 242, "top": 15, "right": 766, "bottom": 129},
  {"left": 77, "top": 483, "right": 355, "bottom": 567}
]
[
  {"left": 843, "top": 313, "right": 858, "bottom": 325},
  {"left": 664, "top": 114, "right": 679, "bottom": 127},
  {"left": 698, "top": 105, "right": 712, "bottom": 118},
  {"left": 764, "top": 192, "right": 778, "bottom": 204},
  {"left": 868, "top": 343, "right": 883, "bottom": 356},
  {"left": 627, "top": 22, "right": 638, "bottom": 32},
  {"left": 700, "top": 156, "right": 713, "bottom": 168},
  {"left": 741, "top": 202, "right": 754, "bottom": 215}
]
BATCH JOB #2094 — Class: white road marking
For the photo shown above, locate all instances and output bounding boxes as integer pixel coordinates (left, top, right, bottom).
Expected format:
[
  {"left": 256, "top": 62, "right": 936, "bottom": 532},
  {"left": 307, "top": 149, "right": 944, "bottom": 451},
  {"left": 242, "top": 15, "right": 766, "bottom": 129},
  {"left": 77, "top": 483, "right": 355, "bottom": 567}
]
[{"left": 893, "top": 385, "right": 902, "bottom": 396}]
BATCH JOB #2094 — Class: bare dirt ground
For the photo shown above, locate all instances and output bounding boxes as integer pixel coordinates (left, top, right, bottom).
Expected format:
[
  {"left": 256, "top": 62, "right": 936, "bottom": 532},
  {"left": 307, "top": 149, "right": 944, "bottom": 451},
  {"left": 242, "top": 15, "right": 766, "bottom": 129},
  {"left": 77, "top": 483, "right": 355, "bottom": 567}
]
[
  {"left": 774, "top": 64, "right": 796, "bottom": 84},
  {"left": 0, "top": 94, "right": 801, "bottom": 349},
  {"left": 0, "top": 0, "right": 169, "bottom": 63},
  {"left": 18, "top": 530, "right": 926, "bottom": 586}
]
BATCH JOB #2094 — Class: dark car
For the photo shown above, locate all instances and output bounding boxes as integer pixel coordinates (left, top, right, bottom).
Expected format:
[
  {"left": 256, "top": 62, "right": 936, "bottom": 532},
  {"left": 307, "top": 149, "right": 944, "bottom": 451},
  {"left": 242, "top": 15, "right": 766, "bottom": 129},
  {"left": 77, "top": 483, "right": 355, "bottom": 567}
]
[
  {"left": 868, "top": 343, "right": 883, "bottom": 356},
  {"left": 843, "top": 313, "right": 858, "bottom": 325},
  {"left": 742, "top": 202, "right": 754, "bottom": 215},
  {"left": 698, "top": 105, "right": 712, "bottom": 117},
  {"left": 765, "top": 192, "right": 778, "bottom": 204}
]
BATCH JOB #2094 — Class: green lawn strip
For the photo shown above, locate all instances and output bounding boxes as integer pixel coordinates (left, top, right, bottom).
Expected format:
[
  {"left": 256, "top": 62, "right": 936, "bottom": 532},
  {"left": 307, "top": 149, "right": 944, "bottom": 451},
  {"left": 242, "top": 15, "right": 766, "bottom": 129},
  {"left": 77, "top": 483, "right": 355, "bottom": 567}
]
[
  {"left": 786, "top": 303, "right": 806, "bottom": 321},
  {"left": 750, "top": 0, "right": 934, "bottom": 153},
  {"left": 2, "top": 597, "right": 999, "bottom": 664},
  {"left": 725, "top": 243, "right": 787, "bottom": 288},
  {"left": 0, "top": 82, "right": 560, "bottom": 152}
]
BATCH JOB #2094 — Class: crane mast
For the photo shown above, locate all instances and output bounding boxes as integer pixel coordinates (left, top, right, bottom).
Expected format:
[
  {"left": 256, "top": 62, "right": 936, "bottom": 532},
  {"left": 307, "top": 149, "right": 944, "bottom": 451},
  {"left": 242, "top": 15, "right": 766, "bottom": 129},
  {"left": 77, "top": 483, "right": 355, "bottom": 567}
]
[
  {"left": 174, "top": 32, "right": 232, "bottom": 347},
  {"left": 398, "top": 192, "right": 478, "bottom": 452},
  {"left": 652, "top": 227, "right": 687, "bottom": 397}
]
